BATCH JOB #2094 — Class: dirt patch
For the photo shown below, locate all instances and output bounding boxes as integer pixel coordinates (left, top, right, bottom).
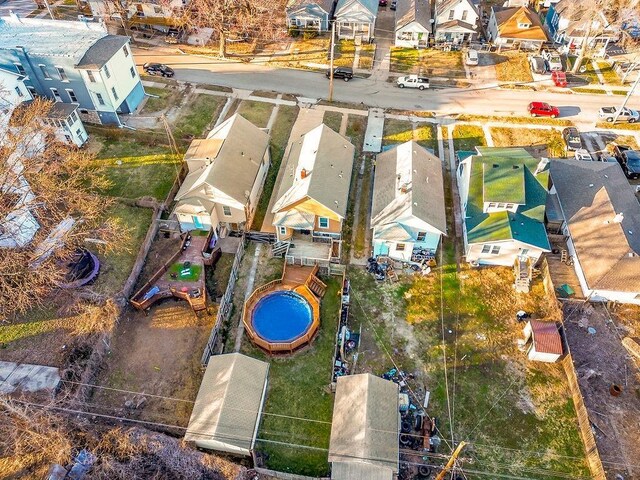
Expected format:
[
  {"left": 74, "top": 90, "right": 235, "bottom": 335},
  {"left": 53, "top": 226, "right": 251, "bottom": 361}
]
[{"left": 563, "top": 302, "right": 640, "bottom": 479}]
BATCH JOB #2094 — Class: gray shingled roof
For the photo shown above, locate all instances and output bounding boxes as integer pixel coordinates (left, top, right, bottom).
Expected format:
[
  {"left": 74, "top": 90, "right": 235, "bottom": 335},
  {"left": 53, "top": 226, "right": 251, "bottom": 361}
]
[
  {"left": 371, "top": 141, "right": 447, "bottom": 235},
  {"left": 76, "top": 35, "right": 129, "bottom": 69},
  {"left": 396, "top": 0, "right": 431, "bottom": 31},
  {"left": 550, "top": 159, "right": 640, "bottom": 292}
]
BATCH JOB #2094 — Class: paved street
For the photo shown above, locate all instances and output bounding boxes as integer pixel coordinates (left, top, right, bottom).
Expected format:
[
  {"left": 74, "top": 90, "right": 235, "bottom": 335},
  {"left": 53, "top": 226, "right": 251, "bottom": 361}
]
[{"left": 134, "top": 46, "right": 638, "bottom": 119}]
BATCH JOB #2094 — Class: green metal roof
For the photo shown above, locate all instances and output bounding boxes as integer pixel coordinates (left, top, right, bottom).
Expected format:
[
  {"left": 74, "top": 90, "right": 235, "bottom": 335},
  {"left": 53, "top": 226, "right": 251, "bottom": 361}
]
[{"left": 465, "top": 148, "right": 550, "bottom": 250}]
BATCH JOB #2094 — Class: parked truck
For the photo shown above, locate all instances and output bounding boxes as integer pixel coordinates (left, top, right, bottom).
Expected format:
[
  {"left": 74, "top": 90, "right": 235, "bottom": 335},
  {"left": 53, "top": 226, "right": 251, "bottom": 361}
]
[
  {"left": 396, "top": 75, "right": 430, "bottom": 90},
  {"left": 598, "top": 106, "right": 639, "bottom": 123}
]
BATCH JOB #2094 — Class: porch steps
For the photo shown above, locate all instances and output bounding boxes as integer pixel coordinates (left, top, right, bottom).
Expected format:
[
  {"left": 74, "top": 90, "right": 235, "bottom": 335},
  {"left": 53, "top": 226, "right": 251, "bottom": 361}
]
[
  {"left": 307, "top": 275, "right": 327, "bottom": 298},
  {"left": 272, "top": 241, "right": 290, "bottom": 257},
  {"left": 514, "top": 255, "right": 532, "bottom": 294}
]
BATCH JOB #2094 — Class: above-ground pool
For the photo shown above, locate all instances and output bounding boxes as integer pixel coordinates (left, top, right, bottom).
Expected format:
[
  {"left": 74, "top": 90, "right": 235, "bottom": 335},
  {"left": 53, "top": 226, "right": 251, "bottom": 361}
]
[{"left": 252, "top": 290, "right": 313, "bottom": 343}]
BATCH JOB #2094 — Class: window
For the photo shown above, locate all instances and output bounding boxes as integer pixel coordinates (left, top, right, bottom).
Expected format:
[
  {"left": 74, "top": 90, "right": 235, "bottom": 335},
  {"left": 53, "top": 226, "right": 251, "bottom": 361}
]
[
  {"left": 318, "top": 217, "right": 329, "bottom": 229},
  {"left": 14, "top": 63, "right": 26, "bottom": 75},
  {"left": 396, "top": 243, "right": 406, "bottom": 251},
  {"left": 87, "top": 70, "right": 96, "bottom": 83},
  {"left": 27, "top": 86, "right": 37, "bottom": 97},
  {"left": 521, "top": 248, "right": 530, "bottom": 256},
  {"left": 222, "top": 206, "right": 232, "bottom": 216},
  {"left": 103, "top": 64, "right": 111, "bottom": 79},
  {"left": 417, "top": 232, "right": 426, "bottom": 242},
  {"left": 461, "top": 10, "right": 468, "bottom": 21},
  {"left": 279, "top": 226, "right": 287, "bottom": 236},
  {"left": 122, "top": 45, "right": 129, "bottom": 57},
  {"left": 95, "top": 92, "right": 105, "bottom": 105},
  {"left": 130, "top": 66, "right": 136, "bottom": 78},
  {"left": 506, "top": 203, "right": 514, "bottom": 209},
  {"left": 448, "top": 10, "right": 454, "bottom": 20},
  {"left": 481, "top": 244, "right": 491, "bottom": 254},
  {"left": 518, "top": 22, "right": 531, "bottom": 28},
  {"left": 154, "top": 5, "right": 162, "bottom": 13},
  {"left": 66, "top": 89, "right": 77, "bottom": 102},
  {"left": 14, "top": 86, "right": 23, "bottom": 97},
  {"left": 111, "top": 86, "right": 118, "bottom": 101},
  {"left": 491, "top": 245, "right": 500, "bottom": 254},
  {"left": 39, "top": 64, "right": 51, "bottom": 79},
  {"left": 69, "top": 110, "right": 78, "bottom": 123},
  {"left": 56, "top": 67, "right": 68, "bottom": 81},
  {"left": 50, "top": 88, "right": 61, "bottom": 101}
]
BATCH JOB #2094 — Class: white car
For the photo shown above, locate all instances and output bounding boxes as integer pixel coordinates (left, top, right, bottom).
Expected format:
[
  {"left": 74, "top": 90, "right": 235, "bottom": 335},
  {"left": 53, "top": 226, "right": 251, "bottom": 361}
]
[
  {"left": 598, "top": 106, "right": 639, "bottom": 123},
  {"left": 542, "top": 50, "right": 563, "bottom": 71},
  {"left": 574, "top": 149, "right": 592, "bottom": 161},
  {"left": 465, "top": 49, "right": 479, "bottom": 66}
]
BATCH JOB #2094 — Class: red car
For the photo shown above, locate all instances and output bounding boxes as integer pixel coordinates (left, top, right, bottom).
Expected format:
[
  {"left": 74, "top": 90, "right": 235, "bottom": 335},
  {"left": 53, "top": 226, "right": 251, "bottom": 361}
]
[
  {"left": 528, "top": 101, "right": 560, "bottom": 118},
  {"left": 552, "top": 71, "right": 567, "bottom": 87}
]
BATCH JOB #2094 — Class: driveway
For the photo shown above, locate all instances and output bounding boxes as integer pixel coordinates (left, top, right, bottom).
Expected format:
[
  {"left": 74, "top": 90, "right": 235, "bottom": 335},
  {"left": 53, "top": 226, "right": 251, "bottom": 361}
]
[
  {"left": 371, "top": 6, "right": 394, "bottom": 80},
  {"left": 0, "top": 0, "right": 36, "bottom": 16}
]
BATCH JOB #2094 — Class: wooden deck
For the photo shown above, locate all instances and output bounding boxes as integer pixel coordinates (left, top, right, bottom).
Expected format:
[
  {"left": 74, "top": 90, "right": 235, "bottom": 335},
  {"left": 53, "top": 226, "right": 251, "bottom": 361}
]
[{"left": 282, "top": 265, "right": 316, "bottom": 287}]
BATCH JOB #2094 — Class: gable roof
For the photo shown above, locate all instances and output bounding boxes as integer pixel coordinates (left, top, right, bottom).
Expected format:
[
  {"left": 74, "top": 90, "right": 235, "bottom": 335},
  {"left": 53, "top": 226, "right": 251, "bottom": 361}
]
[
  {"left": 437, "top": 19, "right": 477, "bottom": 32},
  {"left": 396, "top": 0, "right": 431, "bottom": 31},
  {"left": 529, "top": 320, "right": 563, "bottom": 355},
  {"left": 286, "top": 0, "right": 335, "bottom": 14},
  {"left": 437, "top": 0, "right": 478, "bottom": 16},
  {"left": 371, "top": 141, "right": 446, "bottom": 235},
  {"left": 492, "top": 6, "right": 548, "bottom": 41},
  {"left": 335, "top": 0, "right": 378, "bottom": 18},
  {"left": 184, "top": 353, "right": 269, "bottom": 455},
  {"left": 550, "top": 159, "right": 640, "bottom": 293},
  {"left": 463, "top": 147, "right": 550, "bottom": 250},
  {"left": 175, "top": 114, "right": 269, "bottom": 206},
  {"left": 76, "top": 35, "right": 129, "bottom": 69},
  {"left": 272, "top": 124, "right": 354, "bottom": 219},
  {"left": 329, "top": 374, "right": 398, "bottom": 474}
]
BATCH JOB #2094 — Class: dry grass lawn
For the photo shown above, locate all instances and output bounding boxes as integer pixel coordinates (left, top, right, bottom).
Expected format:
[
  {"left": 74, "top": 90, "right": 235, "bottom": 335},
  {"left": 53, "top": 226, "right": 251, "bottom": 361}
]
[
  {"left": 489, "top": 52, "right": 534, "bottom": 83},
  {"left": 390, "top": 48, "right": 464, "bottom": 77},
  {"left": 452, "top": 124, "right": 486, "bottom": 151},
  {"left": 490, "top": 127, "right": 566, "bottom": 157}
]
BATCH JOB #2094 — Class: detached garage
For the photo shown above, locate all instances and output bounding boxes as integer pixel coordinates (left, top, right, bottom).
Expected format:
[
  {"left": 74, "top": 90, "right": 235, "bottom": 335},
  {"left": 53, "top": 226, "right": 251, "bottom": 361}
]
[{"left": 184, "top": 353, "right": 269, "bottom": 456}]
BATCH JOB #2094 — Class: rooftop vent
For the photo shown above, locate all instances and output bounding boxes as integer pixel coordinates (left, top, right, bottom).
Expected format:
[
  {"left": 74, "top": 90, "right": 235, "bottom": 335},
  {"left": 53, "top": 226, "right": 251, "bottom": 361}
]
[
  {"left": 492, "top": 164, "right": 499, "bottom": 168},
  {"left": 300, "top": 168, "right": 308, "bottom": 179},
  {"left": 512, "top": 165, "right": 520, "bottom": 169},
  {"left": 613, "top": 213, "right": 624, "bottom": 223}
]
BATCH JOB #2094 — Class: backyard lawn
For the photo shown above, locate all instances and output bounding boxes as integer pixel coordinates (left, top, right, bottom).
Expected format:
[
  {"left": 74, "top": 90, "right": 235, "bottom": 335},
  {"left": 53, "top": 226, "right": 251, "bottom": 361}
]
[
  {"left": 490, "top": 127, "right": 566, "bottom": 157},
  {"left": 242, "top": 278, "right": 340, "bottom": 476},
  {"left": 236, "top": 100, "right": 275, "bottom": 128},
  {"left": 452, "top": 124, "right": 486, "bottom": 152},
  {"left": 252, "top": 105, "right": 299, "bottom": 230},
  {"left": 141, "top": 85, "right": 184, "bottom": 114}
]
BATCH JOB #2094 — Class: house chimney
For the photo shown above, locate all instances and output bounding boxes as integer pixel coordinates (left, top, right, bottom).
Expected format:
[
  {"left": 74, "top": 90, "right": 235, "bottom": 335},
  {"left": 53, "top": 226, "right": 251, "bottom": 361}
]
[
  {"left": 613, "top": 212, "right": 624, "bottom": 223},
  {"left": 300, "top": 168, "right": 307, "bottom": 179}
]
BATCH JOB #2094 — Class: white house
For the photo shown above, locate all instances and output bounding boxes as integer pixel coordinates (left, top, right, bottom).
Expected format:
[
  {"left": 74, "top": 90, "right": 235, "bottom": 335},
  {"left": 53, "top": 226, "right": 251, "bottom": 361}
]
[
  {"left": 488, "top": 6, "right": 548, "bottom": 50},
  {"left": 549, "top": 159, "right": 640, "bottom": 305},
  {"left": 371, "top": 141, "right": 446, "bottom": 261},
  {"left": 0, "top": 66, "right": 30, "bottom": 106},
  {"left": 334, "top": 0, "right": 378, "bottom": 42},
  {"left": 456, "top": 147, "right": 550, "bottom": 267},
  {"left": 433, "top": 0, "right": 479, "bottom": 44},
  {"left": 523, "top": 320, "right": 563, "bottom": 363},
  {"left": 395, "top": 0, "right": 431, "bottom": 48},
  {"left": 286, "top": 0, "right": 335, "bottom": 32},
  {"left": 173, "top": 114, "right": 270, "bottom": 235}
]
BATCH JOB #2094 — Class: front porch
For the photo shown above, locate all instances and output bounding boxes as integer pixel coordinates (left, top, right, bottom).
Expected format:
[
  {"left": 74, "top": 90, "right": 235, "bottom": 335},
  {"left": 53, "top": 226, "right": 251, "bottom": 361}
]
[{"left": 276, "top": 233, "right": 341, "bottom": 265}]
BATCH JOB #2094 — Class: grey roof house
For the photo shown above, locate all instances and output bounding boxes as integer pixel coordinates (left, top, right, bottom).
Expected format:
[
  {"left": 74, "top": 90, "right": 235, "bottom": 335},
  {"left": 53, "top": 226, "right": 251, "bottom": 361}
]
[
  {"left": 286, "top": 0, "right": 335, "bottom": 32},
  {"left": 549, "top": 159, "right": 640, "bottom": 305},
  {"left": 395, "top": 0, "right": 431, "bottom": 48},
  {"left": 0, "top": 14, "right": 145, "bottom": 125},
  {"left": 173, "top": 114, "right": 270, "bottom": 235}
]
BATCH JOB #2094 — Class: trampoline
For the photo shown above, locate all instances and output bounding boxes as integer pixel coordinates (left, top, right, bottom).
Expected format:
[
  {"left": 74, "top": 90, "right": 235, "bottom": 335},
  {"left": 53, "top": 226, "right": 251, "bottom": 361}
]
[
  {"left": 252, "top": 291, "right": 312, "bottom": 343},
  {"left": 244, "top": 285, "right": 320, "bottom": 354}
]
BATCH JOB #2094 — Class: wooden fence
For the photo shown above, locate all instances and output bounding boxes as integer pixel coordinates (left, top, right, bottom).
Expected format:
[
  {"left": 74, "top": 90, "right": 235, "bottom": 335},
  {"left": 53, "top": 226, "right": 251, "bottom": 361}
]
[
  {"left": 200, "top": 235, "right": 246, "bottom": 365},
  {"left": 561, "top": 354, "right": 607, "bottom": 480}
]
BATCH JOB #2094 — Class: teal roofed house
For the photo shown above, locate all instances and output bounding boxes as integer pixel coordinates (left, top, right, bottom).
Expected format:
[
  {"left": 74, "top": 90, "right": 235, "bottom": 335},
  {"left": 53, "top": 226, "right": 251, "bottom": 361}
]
[{"left": 456, "top": 147, "right": 550, "bottom": 266}]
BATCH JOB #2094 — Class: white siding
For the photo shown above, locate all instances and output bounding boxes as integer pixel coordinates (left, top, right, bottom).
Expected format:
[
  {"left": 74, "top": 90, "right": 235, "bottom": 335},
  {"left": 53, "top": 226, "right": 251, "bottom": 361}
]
[{"left": 395, "top": 23, "right": 430, "bottom": 47}]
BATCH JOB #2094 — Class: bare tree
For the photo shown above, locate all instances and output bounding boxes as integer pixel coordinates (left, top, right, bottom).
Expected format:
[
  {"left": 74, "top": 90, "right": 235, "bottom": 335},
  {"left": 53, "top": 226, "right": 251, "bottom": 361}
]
[
  {"left": 177, "top": 0, "right": 287, "bottom": 57},
  {"left": 0, "top": 99, "right": 128, "bottom": 320},
  {"left": 562, "top": 0, "right": 640, "bottom": 73}
]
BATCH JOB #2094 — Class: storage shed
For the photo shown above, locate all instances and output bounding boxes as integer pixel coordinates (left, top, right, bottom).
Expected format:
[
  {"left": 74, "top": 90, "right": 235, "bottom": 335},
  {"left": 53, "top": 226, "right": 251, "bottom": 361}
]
[
  {"left": 184, "top": 353, "right": 269, "bottom": 456},
  {"left": 329, "top": 374, "right": 399, "bottom": 480},
  {"left": 523, "top": 320, "right": 563, "bottom": 363}
]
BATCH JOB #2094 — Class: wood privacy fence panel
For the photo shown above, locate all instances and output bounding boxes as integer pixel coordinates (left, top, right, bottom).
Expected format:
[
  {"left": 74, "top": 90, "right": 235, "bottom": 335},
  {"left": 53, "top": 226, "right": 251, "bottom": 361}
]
[
  {"left": 562, "top": 354, "right": 606, "bottom": 480},
  {"left": 201, "top": 236, "right": 245, "bottom": 365}
]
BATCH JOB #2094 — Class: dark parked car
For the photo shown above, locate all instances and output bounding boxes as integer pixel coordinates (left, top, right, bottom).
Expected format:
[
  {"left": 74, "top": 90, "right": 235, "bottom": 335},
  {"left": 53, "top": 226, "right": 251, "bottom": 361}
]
[
  {"left": 390, "top": 0, "right": 397, "bottom": 9},
  {"left": 562, "top": 127, "right": 582, "bottom": 151},
  {"left": 613, "top": 145, "right": 640, "bottom": 179},
  {"left": 529, "top": 56, "right": 546, "bottom": 74},
  {"left": 326, "top": 66, "right": 353, "bottom": 81},
  {"left": 528, "top": 101, "right": 559, "bottom": 118},
  {"left": 143, "top": 63, "right": 175, "bottom": 77}
]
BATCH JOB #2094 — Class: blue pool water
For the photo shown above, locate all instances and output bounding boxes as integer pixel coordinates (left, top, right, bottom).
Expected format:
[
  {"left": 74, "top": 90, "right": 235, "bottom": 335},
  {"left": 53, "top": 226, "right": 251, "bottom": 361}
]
[{"left": 252, "top": 291, "right": 313, "bottom": 342}]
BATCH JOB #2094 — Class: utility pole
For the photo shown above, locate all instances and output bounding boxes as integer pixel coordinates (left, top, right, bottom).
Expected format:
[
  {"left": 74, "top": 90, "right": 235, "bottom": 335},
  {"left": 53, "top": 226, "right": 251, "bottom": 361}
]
[
  {"left": 434, "top": 441, "right": 467, "bottom": 480},
  {"left": 612, "top": 72, "right": 640, "bottom": 123},
  {"left": 328, "top": 20, "right": 336, "bottom": 103}
]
